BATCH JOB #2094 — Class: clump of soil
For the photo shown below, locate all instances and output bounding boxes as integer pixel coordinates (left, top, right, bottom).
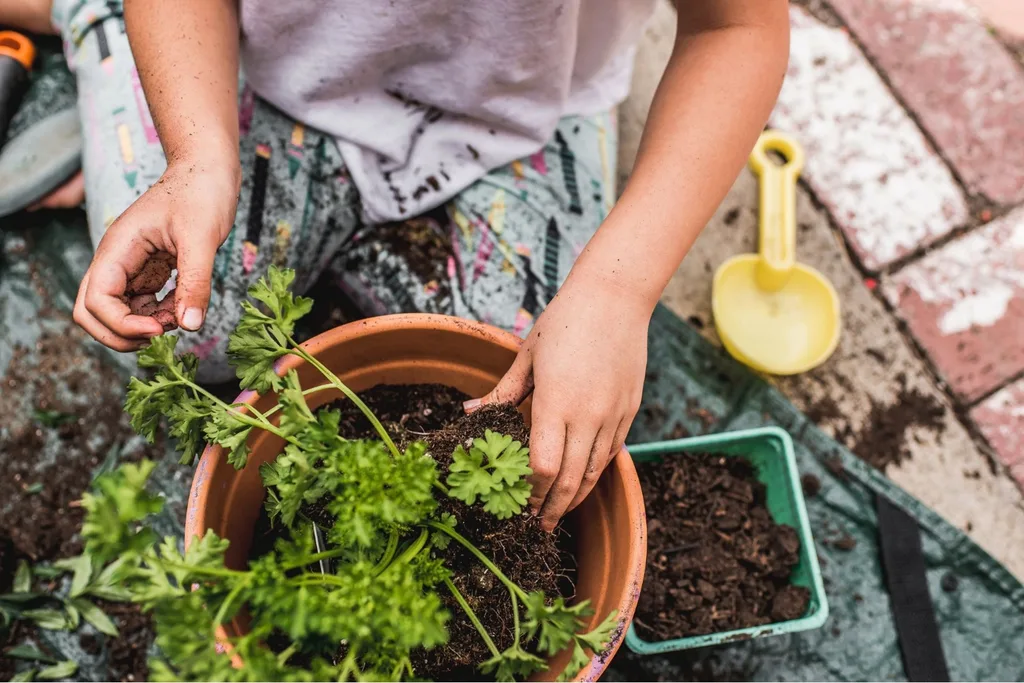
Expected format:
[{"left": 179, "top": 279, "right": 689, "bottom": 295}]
[
  {"left": 250, "top": 384, "right": 571, "bottom": 680},
  {"left": 633, "top": 453, "right": 809, "bottom": 642}
]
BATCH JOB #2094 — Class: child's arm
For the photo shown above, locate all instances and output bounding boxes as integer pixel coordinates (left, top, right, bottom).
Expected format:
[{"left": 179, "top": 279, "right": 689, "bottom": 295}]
[
  {"left": 73, "top": 0, "right": 242, "bottom": 351},
  {"left": 478, "top": 0, "right": 791, "bottom": 529}
]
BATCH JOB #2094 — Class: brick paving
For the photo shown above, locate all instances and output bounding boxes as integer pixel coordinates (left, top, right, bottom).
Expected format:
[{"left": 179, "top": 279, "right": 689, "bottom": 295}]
[
  {"left": 771, "top": 7, "right": 968, "bottom": 271},
  {"left": 828, "top": 0, "right": 1024, "bottom": 205},
  {"left": 777, "top": 0, "right": 1024, "bottom": 489},
  {"left": 972, "top": 379, "right": 1024, "bottom": 482},
  {"left": 883, "top": 206, "right": 1024, "bottom": 402}
]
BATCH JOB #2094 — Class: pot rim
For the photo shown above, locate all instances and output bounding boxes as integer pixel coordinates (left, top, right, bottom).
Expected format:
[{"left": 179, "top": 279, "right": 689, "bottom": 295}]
[{"left": 185, "top": 313, "right": 646, "bottom": 682}]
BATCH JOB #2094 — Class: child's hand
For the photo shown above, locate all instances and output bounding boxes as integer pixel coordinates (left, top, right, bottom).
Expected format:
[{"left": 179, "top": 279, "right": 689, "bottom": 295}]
[
  {"left": 73, "top": 163, "right": 239, "bottom": 351},
  {"left": 467, "top": 271, "right": 652, "bottom": 531}
]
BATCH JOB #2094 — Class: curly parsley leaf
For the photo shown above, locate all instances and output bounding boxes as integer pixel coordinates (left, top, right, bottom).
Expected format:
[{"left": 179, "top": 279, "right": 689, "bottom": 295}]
[
  {"left": 430, "top": 512, "right": 457, "bottom": 550},
  {"left": 81, "top": 460, "right": 164, "bottom": 564},
  {"left": 126, "top": 336, "right": 213, "bottom": 465},
  {"left": 324, "top": 441, "right": 438, "bottom": 549},
  {"left": 480, "top": 643, "right": 547, "bottom": 682},
  {"left": 447, "top": 430, "right": 533, "bottom": 519},
  {"left": 227, "top": 267, "right": 312, "bottom": 393},
  {"left": 203, "top": 408, "right": 252, "bottom": 470},
  {"left": 556, "top": 609, "right": 620, "bottom": 682},
  {"left": 523, "top": 592, "right": 593, "bottom": 656}
]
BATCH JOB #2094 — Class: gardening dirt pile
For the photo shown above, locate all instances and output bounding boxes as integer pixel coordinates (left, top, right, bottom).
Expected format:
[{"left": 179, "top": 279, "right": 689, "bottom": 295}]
[{"left": 633, "top": 453, "right": 810, "bottom": 641}]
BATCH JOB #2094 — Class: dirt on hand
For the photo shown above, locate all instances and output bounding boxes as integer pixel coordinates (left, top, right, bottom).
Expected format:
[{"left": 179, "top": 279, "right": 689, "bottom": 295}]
[{"left": 633, "top": 453, "right": 809, "bottom": 642}]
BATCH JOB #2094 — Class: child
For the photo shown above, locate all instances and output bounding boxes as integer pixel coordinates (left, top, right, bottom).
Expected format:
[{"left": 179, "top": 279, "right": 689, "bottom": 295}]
[{"left": 3, "top": 0, "right": 789, "bottom": 530}]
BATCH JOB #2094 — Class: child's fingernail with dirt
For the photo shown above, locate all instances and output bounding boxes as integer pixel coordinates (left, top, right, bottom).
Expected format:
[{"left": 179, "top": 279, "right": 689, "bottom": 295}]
[{"left": 181, "top": 307, "right": 204, "bottom": 331}]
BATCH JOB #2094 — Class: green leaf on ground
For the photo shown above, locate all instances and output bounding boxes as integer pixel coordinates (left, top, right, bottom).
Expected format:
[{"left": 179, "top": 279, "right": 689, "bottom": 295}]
[
  {"left": 36, "top": 660, "right": 78, "bottom": 680},
  {"left": 21, "top": 608, "right": 72, "bottom": 631},
  {"left": 70, "top": 598, "right": 119, "bottom": 637},
  {"left": 2, "top": 645, "right": 59, "bottom": 663},
  {"left": 13, "top": 561, "right": 31, "bottom": 593},
  {"left": 32, "top": 409, "right": 75, "bottom": 428}
]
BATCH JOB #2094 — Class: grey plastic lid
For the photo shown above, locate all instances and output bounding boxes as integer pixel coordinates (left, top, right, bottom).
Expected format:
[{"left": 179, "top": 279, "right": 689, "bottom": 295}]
[{"left": 0, "top": 107, "right": 82, "bottom": 218}]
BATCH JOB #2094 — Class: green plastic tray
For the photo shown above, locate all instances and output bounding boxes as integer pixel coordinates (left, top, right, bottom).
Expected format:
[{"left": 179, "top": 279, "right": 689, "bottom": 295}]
[{"left": 624, "top": 426, "right": 829, "bottom": 655}]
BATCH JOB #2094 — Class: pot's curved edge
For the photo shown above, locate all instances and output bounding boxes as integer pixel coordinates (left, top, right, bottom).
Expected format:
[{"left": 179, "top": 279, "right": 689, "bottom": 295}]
[
  {"left": 580, "top": 446, "right": 647, "bottom": 682},
  {"left": 185, "top": 313, "right": 648, "bottom": 681}
]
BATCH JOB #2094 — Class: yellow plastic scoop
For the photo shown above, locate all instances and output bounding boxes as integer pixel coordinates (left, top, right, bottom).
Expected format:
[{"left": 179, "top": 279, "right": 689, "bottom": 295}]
[{"left": 711, "top": 131, "right": 840, "bottom": 375}]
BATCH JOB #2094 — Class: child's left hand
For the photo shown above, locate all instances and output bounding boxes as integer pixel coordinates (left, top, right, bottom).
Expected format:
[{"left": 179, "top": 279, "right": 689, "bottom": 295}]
[{"left": 466, "top": 270, "right": 651, "bottom": 531}]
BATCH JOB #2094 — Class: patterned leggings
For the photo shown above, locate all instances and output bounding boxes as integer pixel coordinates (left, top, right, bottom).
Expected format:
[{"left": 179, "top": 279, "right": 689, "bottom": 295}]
[{"left": 55, "top": 0, "right": 618, "bottom": 382}]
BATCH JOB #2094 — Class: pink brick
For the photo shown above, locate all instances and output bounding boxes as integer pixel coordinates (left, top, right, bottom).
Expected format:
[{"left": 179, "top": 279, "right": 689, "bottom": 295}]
[
  {"left": 884, "top": 206, "right": 1024, "bottom": 401},
  {"left": 772, "top": 8, "right": 969, "bottom": 271},
  {"left": 971, "top": 380, "right": 1024, "bottom": 488},
  {"left": 830, "top": 0, "right": 1024, "bottom": 204}
]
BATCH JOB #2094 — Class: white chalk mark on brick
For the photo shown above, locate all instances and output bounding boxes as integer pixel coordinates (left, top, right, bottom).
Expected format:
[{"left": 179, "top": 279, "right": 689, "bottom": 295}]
[{"left": 770, "top": 8, "right": 969, "bottom": 271}]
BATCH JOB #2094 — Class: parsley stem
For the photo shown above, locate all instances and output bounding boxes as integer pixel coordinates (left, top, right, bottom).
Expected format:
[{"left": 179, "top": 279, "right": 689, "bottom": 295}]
[
  {"left": 168, "top": 365, "right": 301, "bottom": 447},
  {"left": 372, "top": 531, "right": 400, "bottom": 576},
  {"left": 282, "top": 547, "right": 349, "bottom": 572},
  {"left": 337, "top": 647, "right": 360, "bottom": 682},
  {"left": 443, "top": 577, "right": 501, "bottom": 658},
  {"left": 291, "top": 573, "right": 349, "bottom": 588},
  {"left": 157, "top": 558, "right": 246, "bottom": 580},
  {"left": 390, "top": 529, "right": 429, "bottom": 568},
  {"left": 509, "top": 584, "right": 521, "bottom": 643},
  {"left": 262, "top": 383, "right": 335, "bottom": 417},
  {"left": 284, "top": 342, "right": 401, "bottom": 459},
  {"left": 426, "top": 522, "right": 528, "bottom": 603},
  {"left": 212, "top": 577, "right": 249, "bottom": 625}
]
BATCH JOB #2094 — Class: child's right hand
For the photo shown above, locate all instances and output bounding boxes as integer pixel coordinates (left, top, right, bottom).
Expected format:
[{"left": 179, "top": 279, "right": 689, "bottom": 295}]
[{"left": 73, "top": 163, "right": 240, "bottom": 351}]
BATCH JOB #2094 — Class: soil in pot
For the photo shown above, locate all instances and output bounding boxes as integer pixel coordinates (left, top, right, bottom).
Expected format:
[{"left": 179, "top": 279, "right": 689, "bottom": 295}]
[
  {"left": 250, "top": 383, "right": 577, "bottom": 681},
  {"left": 632, "top": 453, "right": 809, "bottom": 642}
]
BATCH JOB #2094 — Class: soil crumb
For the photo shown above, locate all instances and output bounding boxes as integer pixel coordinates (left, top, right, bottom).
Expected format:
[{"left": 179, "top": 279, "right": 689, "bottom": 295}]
[
  {"left": 633, "top": 453, "right": 809, "bottom": 642},
  {"left": 251, "top": 384, "right": 572, "bottom": 681},
  {"left": 800, "top": 474, "right": 822, "bottom": 498}
]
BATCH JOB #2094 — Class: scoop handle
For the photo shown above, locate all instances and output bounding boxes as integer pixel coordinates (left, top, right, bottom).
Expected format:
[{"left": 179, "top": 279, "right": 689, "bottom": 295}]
[{"left": 748, "top": 131, "right": 804, "bottom": 291}]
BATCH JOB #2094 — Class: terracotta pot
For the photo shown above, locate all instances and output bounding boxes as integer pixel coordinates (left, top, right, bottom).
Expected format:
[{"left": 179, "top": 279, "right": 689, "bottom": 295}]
[{"left": 185, "top": 314, "right": 647, "bottom": 681}]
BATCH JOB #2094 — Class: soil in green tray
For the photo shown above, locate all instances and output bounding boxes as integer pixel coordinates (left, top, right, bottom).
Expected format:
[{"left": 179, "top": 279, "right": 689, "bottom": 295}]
[
  {"left": 250, "top": 383, "right": 576, "bottom": 681},
  {"left": 632, "top": 453, "right": 810, "bottom": 642}
]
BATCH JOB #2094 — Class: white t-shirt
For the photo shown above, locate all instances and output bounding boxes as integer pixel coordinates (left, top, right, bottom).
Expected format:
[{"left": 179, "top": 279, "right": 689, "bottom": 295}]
[{"left": 240, "top": 0, "right": 656, "bottom": 223}]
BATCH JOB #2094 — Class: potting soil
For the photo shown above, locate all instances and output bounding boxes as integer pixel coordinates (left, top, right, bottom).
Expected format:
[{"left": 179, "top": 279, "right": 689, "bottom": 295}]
[
  {"left": 2, "top": 45, "right": 1024, "bottom": 682},
  {"left": 249, "top": 386, "right": 571, "bottom": 680},
  {"left": 634, "top": 454, "right": 809, "bottom": 642}
]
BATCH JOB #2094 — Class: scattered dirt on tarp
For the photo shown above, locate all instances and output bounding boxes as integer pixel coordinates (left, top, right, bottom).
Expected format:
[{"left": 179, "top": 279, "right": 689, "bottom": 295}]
[{"left": 0, "top": 324, "right": 161, "bottom": 682}]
